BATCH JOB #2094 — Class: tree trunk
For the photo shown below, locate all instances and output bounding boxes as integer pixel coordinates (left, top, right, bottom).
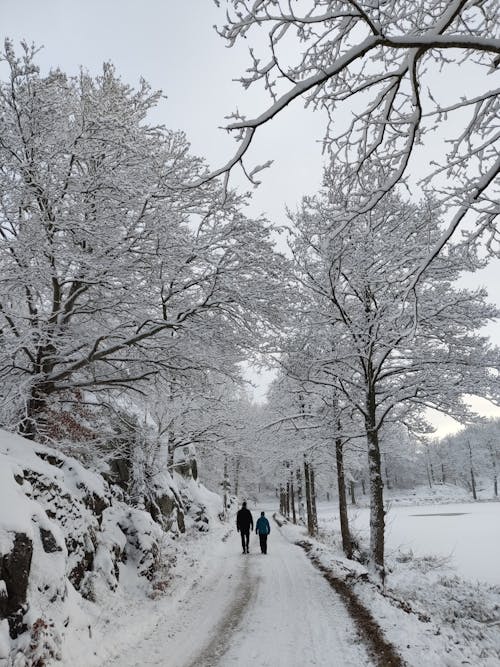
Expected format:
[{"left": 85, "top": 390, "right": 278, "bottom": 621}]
[
  {"left": 286, "top": 481, "right": 290, "bottom": 518},
  {"left": 361, "top": 478, "right": 366, "bottom": 495},
  {"left": 488, "top": 444, "right": 498, "bottom": 497},
  {"left": 19, "top": 380, "right": 54, "bottom": 440},
  {"left": 167, "top": 431, "right": 175, "bottom": 471},
  {"left": 290, "top": 478, "right": 297, "bottom": 524},
  {"left": 335, "top": 436, "right": 353, "bottom": 559},
  {"left": 304, "top": 458, "right": 314, "bottom": 536},
  {"left": 426, "top": 443, "right": 435, "bottom": 485},
  {"left": 281, "top": 486, "right": 287, "bottom": 515},
  {"left": 468, "top": 441, "right": 477, "bottom": 501},
  {"left": 234, "top": 458, "right": 240, "bottom": 497},
  {"left": 426, "top": 461, "right": 433, "bottom": 489},
  {"left": 365, "top": 382, "right": 385, "bottom": 581},
  {"left": 310, "top": 465, "right": 318, "bottom": 534},
  {"left": 296, "top": 467, "right": 306, "bottom": 524},
  {"left": 349, "top": 480, "right": 356, "bottom": 505},
  {"left": 222, "top": 457, "right": 230, "bottom": 515}
]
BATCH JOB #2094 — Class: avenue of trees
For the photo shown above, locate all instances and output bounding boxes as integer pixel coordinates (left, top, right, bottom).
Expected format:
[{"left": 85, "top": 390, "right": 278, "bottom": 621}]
[
  {"left": 258, "top": 166, "right": 500, "bottom": 579},
  {"left": 1, "top": 0, "right": 499, "bottom": 582},
  {"left": 431, "top": 419, "right": 500, "bottom": 499},
  {"left": 208, "top": 0, "right": 500, "bottom": 580}
]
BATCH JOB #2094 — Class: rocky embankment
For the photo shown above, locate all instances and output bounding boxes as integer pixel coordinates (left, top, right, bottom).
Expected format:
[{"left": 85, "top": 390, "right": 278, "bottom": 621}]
[{"left": 0, "top": 430, "right": 217, "bottom": 666}]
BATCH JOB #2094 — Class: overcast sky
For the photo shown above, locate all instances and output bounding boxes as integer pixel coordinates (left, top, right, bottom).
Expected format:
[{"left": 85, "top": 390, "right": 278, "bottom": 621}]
[{"left": 2, "top": 0, "right": 500, "bottom": 432}]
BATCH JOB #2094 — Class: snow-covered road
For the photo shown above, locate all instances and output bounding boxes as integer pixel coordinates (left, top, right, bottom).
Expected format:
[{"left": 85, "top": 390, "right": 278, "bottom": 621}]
[{"left": 106, "top": 519, "right": 373, "bottom": 667}]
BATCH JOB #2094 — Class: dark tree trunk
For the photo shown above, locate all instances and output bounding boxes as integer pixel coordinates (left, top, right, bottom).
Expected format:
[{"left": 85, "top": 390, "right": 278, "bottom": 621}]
[
  {"left": 296, "top": 467, "right": 305, "bottom": 524},
  {"left": 488, "top": 444, "right": 498, "bottom": 497},
  {"left": 361, "top": 478, "right": 366, "bottom": 495},
  {"left": 426, "top": 443, "right": 435, "bottom": 485},
  {"left": 167, "top": 431, "right": 176, "bottom": 471},
  {"left": 222, "top": 458, "right": 229, "bottom": 512},
  {"left": 468, "top": 441, "right": 477, "bottom": 500},
  {"left": 304, "top": 458, "right": 314, "bottom": 536},
  {"left": 234, "top": 458, "right": 240, "bottom": 497},
  {"left": 310, "top": 465, "right": 318, "bottom": 534},
  {"left": 426, "top": 462, "right": 433, "bottom": 489},
  {"left": 349, "top": 480, "right": 356, "bottom": 505},
  {"left": 335, "top": 436, "right": 353, "bottom": 559},
  {"left": 290, "top": 479, "right": 297, "bottom": 524},
  {"left": 365, "top": 380, "right": 385, "bottom": 581}
]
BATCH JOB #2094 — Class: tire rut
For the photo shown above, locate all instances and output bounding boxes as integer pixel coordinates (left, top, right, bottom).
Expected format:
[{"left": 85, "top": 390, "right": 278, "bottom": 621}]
[
  {"left": 184, "top": 556, "right": 256, "bottom": 667},
  {"left": 296, "top": 540, "right": 405, "bottom": 667}
]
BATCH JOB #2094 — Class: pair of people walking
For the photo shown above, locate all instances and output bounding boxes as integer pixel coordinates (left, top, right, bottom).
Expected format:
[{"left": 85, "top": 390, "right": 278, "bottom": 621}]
[{"left": 236, "top": 502, "right": 271, "bottom": 554}]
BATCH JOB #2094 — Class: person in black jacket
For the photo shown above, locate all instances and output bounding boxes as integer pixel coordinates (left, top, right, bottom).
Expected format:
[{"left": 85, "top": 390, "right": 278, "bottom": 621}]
[{"left": 236, "top": 501, "right": 253, "bottom": 553}]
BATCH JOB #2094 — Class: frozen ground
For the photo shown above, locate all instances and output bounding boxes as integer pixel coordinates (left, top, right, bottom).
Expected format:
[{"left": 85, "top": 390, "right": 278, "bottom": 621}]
[
  {"left": 317, "top": 500, "right": 500, "bottom": 585},
  {"left": 102, "top": 515, "right": 373, "bottom": 667}
]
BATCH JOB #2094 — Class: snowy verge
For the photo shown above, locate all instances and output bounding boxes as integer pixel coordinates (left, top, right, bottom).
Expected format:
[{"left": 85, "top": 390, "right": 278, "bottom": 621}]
[{"left": 275, "top": 515, "right": 500, "bottom": 666}]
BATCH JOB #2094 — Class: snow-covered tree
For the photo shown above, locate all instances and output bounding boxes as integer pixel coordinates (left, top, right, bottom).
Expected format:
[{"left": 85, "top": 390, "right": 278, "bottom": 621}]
[
  {"left": 437, "top": 418, "right": 500, "bottom": 497},
  {"left": 285, "top": 176, "right": 500, "bottom": 577},
  {"left": 0, "top": 42, "right": 287, "bottom": 441},
  {"left": 214, "top": 1, "right": 499, "bottom": 264}
]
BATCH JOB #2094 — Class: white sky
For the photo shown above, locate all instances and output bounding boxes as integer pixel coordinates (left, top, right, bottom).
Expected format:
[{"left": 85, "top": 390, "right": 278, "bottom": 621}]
[{"left": 2, "top": 0, "right": 500, "bottom": 434}]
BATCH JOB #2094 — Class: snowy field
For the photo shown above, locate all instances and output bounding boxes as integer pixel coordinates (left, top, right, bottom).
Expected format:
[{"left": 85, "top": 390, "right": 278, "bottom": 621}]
[{"left": 317, "top": 500, "right": 500, "bottom": 585}]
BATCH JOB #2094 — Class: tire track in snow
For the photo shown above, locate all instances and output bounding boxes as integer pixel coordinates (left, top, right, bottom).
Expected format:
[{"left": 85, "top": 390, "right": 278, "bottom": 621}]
[
  {"left": 103, "top": 520, "right": 375, "bottom": 667},
  {"left": 217, "top": 520, "right": 375, "bottom": 667},
  {"left": 297, "top": 541, "right": 404, "bottom": 667},
  {"left": 185, "top": 556, "right": 257, "bottom": 667}
]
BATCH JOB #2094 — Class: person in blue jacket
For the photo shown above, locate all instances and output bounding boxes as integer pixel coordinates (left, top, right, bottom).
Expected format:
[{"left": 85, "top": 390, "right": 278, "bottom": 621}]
[{"left": 255, "top": 511, "right": 271, "bottom": 554}]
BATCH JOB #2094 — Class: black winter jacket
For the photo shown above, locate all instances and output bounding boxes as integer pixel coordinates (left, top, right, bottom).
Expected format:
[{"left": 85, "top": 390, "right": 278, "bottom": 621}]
[{"left": 236, "top": 507, "right": 254, "bottom": 532}]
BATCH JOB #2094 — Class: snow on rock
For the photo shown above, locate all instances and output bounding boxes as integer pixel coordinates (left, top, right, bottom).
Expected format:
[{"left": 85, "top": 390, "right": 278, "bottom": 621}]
[{"left": 0, "top": 429, "right": 222, "bottom": 666}]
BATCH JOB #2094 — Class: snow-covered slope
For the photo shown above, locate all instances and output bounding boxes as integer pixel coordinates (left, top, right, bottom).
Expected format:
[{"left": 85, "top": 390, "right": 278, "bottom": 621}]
[{"left": 0, "top": 430, "right": 222, "bottom": 666}]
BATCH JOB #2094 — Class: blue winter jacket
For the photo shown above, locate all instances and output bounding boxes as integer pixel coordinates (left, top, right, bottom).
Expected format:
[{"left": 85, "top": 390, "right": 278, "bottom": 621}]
[{"left": 255, "top": 516, "right": 270, "bottom": 535}]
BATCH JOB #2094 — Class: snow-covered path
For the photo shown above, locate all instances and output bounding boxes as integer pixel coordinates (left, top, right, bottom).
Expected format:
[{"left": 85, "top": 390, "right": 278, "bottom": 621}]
[{"left": 106, "top": 520, "right": 373, "bottom": 667}]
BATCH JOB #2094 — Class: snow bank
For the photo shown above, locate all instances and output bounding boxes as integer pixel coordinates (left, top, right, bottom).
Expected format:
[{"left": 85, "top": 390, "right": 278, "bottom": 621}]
[{"left": 292, "top": 499, "right": 500, "bottom": 666}]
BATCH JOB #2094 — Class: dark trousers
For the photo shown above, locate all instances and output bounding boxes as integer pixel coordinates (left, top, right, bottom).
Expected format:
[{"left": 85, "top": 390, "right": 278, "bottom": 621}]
[
  {"left": 258, "top": 534, "right": 268, "bottom": 554},
  {"left": 240, "top": 530, "right": 250, "bottom": 551}
]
